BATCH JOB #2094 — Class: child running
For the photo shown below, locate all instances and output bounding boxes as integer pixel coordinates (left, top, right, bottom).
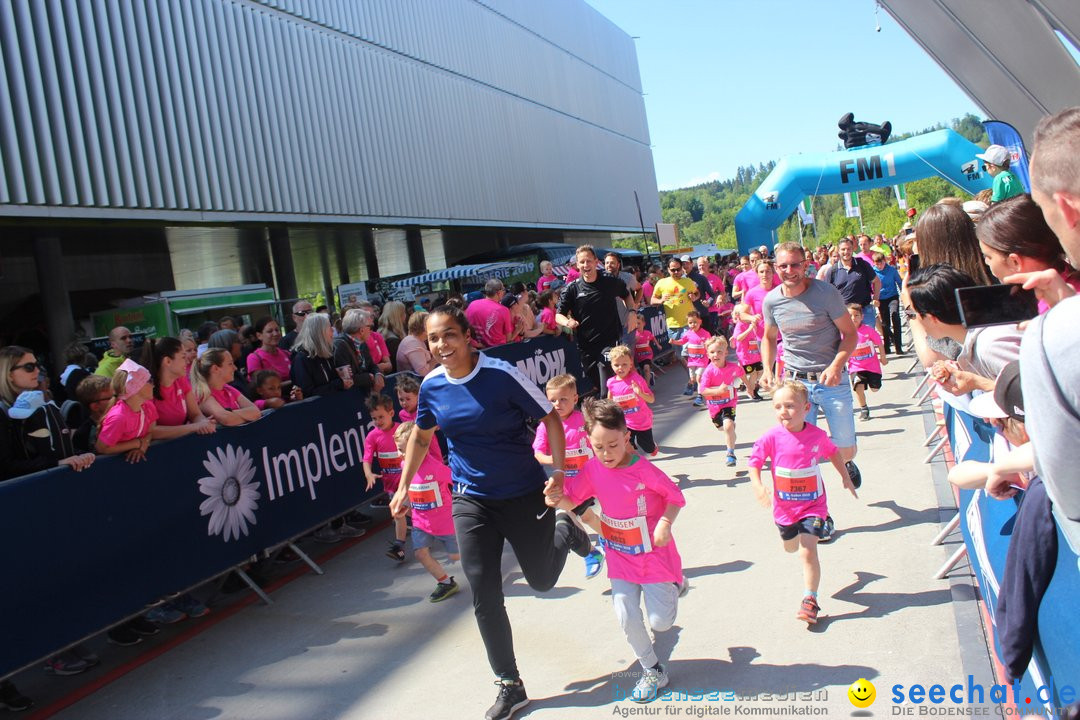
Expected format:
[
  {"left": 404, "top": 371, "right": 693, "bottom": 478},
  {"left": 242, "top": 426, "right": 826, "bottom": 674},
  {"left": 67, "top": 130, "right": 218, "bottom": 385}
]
[
  {"left": 698, "top": 336, "right": 745, "bottom": 467},
  {"left": 632, "top": 311, "right": 662, "bottom": 387},
  {"left": 545, "top": 399, "right": 686, "bottom": 704},
  {"left": 605, "top": 345, "right": 658, "bottom": 456},
  {"left": 732, "top": 306, "right": 763, "bottom": 401},
  {"left": 397, "top": 374, "right": 448, "bottom": 463},
  {"left": 394, "top": 422, "right": 461, "bottom": 602},
  {"left": 533, "top": 373, "right": 605, "bottom": 579},
  {"left": 364, "top": 394, "right": 409, "bottom": 560},
  {"left": 670, "top": 311, "right": 711, "bottom": 407},
  {"left": 846, "top": 304, "right": 887, "bottom": 422},
  {"left": 748, "top": 381, "right": 857, "bottom": 625}
]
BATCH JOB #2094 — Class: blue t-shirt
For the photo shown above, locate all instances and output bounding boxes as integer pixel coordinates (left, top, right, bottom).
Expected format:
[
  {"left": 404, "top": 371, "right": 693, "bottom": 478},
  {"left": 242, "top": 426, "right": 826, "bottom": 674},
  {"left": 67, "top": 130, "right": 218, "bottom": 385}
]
[
  {"left": 416, "top": 353, "right": 553, "bottom": 499},
  {"left": 873, "top": 263, "right": 902, "bottom": 300}
]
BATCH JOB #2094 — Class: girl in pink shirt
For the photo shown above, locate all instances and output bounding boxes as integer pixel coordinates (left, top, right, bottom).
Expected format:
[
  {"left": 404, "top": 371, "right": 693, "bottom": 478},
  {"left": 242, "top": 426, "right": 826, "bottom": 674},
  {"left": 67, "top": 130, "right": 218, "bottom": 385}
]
[
  {"left": 143, "top": 337, "right": 216, "bottom": 440},
  {"left": 748, "top": 381, "right": 857, "bottom": 625},
  {"left": 96, "top": 359, "right": 158, "bottom": 463},
  {"left": 631, "top": 311, "right": 661, "bottom": 387},
  {"left": 536, "top": 260, "right": 558, "bottom": 293},
  {"left": 246, "top": 317, "right": 293, "bottom": 379},
  {"left": 395, "top": 376, "right": 444, "bottom": 463},
  {"left": 698, "top": 336, "right": 745, "bottom": 467},
  {"left": 845, "top": 304, "right": 887, "bottom": 422},
  {"left": 733, "top": 308, "right": 763, "bottom": 401},
  {"left": 537, "top": 290, "right": 559, "bottom": 335},
  {"left": 605, "top": 345, "right": 657, "bottom": 456},
  {"left": 365, "top": 394, "right": 408, "bottom": 560},
  {"left": 192, "top": 349, "right": 262, "bottom": 426},
  {"left": 669, "top": 312, "right": 711, "bottom": 405},
  {"left": 546, "top": 398, "right": 686, "bottom": 703},
  {"left": 395, "top": 422, "right": 461, "bottom": 603}
]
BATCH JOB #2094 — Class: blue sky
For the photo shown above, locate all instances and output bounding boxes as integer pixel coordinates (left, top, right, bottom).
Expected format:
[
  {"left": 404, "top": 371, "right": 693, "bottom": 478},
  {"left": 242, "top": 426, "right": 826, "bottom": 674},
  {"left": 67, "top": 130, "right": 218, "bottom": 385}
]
[{"left": 585, "top": 0, "right": 985, "bottom": 190}]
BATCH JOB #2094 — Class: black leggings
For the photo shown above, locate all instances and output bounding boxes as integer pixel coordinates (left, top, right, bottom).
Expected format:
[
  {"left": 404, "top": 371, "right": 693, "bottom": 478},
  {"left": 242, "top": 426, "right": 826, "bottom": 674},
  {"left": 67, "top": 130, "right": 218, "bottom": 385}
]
[
  {"left": 880, "top": 297, "right": 903, "bottom": 354},
  {"left": 581, "top": 347, "right": 614, "bottom": 398},
  {"left": 452, "top": 489, "right": 575, "bottom": 680},
  {"left": 630, "top": 428, "right": 656, "bottom": 454}
]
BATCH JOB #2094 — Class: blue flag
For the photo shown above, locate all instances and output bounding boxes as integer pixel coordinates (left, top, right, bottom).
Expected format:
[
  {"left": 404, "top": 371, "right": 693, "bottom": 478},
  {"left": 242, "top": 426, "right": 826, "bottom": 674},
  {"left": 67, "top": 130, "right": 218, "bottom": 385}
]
[{"left": 983, "top": 120, "right": 1031, "bottom": 193}]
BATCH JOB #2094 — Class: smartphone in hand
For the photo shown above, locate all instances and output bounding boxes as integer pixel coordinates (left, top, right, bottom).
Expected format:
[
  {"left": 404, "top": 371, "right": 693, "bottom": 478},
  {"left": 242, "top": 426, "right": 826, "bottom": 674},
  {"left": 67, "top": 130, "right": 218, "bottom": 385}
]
[{"left": 955, "top": 285, "right": 1038, "bottom": 328}]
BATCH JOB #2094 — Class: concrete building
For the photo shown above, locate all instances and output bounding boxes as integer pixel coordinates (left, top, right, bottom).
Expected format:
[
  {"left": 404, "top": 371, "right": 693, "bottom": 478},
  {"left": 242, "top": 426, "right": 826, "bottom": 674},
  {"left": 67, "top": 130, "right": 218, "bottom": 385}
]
[{"left": 0, "top": 0, "right": 660, "bottom": 363}]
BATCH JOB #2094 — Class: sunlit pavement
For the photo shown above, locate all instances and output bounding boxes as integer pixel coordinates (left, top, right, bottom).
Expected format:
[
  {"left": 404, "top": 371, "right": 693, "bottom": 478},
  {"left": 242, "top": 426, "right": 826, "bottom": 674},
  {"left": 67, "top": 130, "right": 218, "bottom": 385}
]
[{"left": 38, "top": 356, "right": 995, "bottom": 720}]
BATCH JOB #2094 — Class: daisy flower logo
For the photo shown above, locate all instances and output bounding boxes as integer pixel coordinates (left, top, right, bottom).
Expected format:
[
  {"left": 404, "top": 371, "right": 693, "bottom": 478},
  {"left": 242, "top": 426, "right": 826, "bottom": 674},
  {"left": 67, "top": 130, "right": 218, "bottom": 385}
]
[{"left": 198, "top": 444, "right": 261, "bottom": 542}]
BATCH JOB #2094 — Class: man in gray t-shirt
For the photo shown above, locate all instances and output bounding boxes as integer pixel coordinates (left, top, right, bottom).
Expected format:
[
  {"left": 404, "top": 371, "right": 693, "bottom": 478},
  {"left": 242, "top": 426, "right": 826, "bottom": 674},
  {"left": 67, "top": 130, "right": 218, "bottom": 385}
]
[{"left": 761, "top": 242, "right": 863, "bottom": 486}]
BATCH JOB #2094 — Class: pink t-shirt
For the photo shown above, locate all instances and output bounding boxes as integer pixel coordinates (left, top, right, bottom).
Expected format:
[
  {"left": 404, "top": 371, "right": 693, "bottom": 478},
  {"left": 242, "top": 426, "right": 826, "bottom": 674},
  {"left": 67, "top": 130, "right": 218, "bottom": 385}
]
[
  {"left": 699, "top": 362, "right": 744, "bottom": 415},
  {"left": 564, "top": 455, "right": 685, "bottom": 584},
  {"left": 211, "top": 384, "right": 243, "bottom": 411},
  {"left": 565, "top": 267, "right": 581, "bottom": 283},
  {"left": 539, "top": 307, "right": 558, "bottom": 333},
  {"left": 848, "top": 326, "right": 883, "bottom": 374},
  {"left": 680, "top": 328, "right": 711, "bottom": 368},
  {"left": 743, "top": 284, "right": 771, "bottom": 320},
  {"left": 641, "top": 280, "right": 654, "bottom": 305},
  {"left": 705, "top": 273, "right": 724, "bottom": 313},
  {"left": 98, "top": 400, "right": 159, "bottom": 447},
  {"left": 733, "top": 269, "right": 761, "bottom": 298},
  {"left": 634, "top": 329, "right": 656, "bottom": 362},
  {"left": 532, "top": 409, "right": 593, "bottom": 477},
  {"left": 733, "top": 320, "right": 761, "bottom": 365},
  {"left": 606, "top": 372, "right": 653, "bottom": 431},
  {"left": 153, "top": 375, "right": 192, "bottom": 427},
  {"left": 748, "top": 423, "right": 837, "bottom": 526},
  {"left": 364, "top": 424, "right": 403, "bottom": 493},
  {"left": 465, "top": 297, "right": 514, "bottom": 347},
  {"left": 537, "top": 275, "right": 557, "bottom": 293},
  {"left": 395, "top": 408, "right": 445, "bottom": 463},
  {"left": 407, "top": 454, "right": 455, "bottom": 536},
  {"left": 398, "top": 407, "right": 416, "bottom": 423},
  {"left": 367, "top": 332, "right": 391, "bottom": 366},
  {"left": 246, "top": 346, "right": 292, "bottom": 378}
]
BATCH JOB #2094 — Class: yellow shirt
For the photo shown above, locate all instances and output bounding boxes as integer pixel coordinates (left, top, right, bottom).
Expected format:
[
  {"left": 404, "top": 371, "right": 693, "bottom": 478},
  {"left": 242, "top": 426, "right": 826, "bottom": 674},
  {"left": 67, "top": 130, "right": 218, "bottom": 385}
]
[{"left": 652, "top": 276, "right": 696, "bottom": 329}]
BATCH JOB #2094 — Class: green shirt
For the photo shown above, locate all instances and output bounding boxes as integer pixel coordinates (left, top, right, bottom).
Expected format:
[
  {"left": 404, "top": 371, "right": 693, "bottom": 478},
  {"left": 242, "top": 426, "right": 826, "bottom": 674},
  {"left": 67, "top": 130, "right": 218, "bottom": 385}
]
[
  {"left": 94, "top": 351, "right": 125, "bottom": 378},
  {"left": 992, "top": 170, "right": 1023, "bottom": 203}
]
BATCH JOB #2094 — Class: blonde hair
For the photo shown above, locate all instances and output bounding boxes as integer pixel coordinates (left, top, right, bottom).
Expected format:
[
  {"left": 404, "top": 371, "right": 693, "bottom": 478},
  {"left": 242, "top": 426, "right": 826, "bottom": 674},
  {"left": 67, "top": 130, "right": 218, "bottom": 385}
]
[
  {"left": 407, "top": 311, "right": 428, "bottom": 336},
  {"left": 0, "top": 345, "right": 33, "bottom": 406},
  {"left": 607, "top": 345, "right": 633, "bottom": 362},
  {"left": 394, "top": 421, "right": 415, "bottom": 444},
  {"left": 705, "top": 335, "right": 728, "bottom": 352},
  {"left": 378, "top": 301, "right": 408, "bottom": 339},
  {"left": 191, "top": 347, "right": 230, "bottom": 402},
  {"left": 545, "top": 373, "right": 577, "bottom": 393},
  {"left": 774, "top": 380, "right": 808, "bottom": 404}
]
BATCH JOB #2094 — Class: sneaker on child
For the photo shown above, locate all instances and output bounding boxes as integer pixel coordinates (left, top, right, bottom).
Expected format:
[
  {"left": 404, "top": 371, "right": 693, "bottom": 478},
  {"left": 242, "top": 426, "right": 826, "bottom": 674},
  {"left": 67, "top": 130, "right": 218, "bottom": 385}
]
[
  {"left": 725, "top": 450, "right": 736, "bottom": 467},
  {"left": 631, "top": 664, "right": 669, "bottom": 703},
  {"left": 797, "top": 595, "right": 820, "bottom": 624},
  {"left": 385, "top": 541, "right": 406, "bottom": 562},
  {"left": 429, "top": 578, "right": 460, "bottom": 603},
  {"left": 583, "top": 547, "right": 605, "bottom": 580}
]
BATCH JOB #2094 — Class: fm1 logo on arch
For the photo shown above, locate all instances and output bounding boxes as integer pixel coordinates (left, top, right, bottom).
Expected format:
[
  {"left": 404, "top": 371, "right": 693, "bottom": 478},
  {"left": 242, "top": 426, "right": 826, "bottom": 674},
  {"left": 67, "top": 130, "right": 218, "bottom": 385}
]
[{"left": 839, "top": 153, "right": 897, "bottom": 184}]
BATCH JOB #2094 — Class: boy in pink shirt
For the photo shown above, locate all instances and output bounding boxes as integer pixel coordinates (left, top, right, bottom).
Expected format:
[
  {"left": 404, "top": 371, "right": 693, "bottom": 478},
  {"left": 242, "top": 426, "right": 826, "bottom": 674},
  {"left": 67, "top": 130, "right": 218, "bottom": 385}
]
[
  {"left": 846, "top": 304, "right": 887, "bottom": 422},
  {"left": 698, "top": 336, "right": 745, "bottom": 467},
  {"left": 533, "top": 373, "right": 605, "bottom": 579},
  {"left": 669, "top": 312, "right": 711, "bottom": 407},
  {"left": 545, "top": 398, "right": 687, "bottom": 704},
  {"left": 732, "top": 310, "right": 763, "bottom": 401},
  {"left": 605, "top": 345, "right": 657, "bottom": 456},
  {"left": 364, "top": 394, "right": 408, "bottom": 560},
  {"left": 394, "top": 422, "right": 461, "bottom": 603},
  {"left": 396, "top": 375, "right": 445, "bottom": 463},
  {"left": 748, "top": 381, "right": 857, "bottom": 625},
  {"left": 630, "top": 311, "right": 661, "bottom": 388},
  {"left": 96, "top": 359, "right": 157, "bottom": 463}
]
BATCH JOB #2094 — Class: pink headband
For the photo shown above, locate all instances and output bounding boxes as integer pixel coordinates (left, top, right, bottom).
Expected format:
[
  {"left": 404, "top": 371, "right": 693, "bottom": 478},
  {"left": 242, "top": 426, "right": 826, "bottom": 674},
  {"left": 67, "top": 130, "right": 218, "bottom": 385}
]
[{"left": 117, "top": 359, "right": 151, "bottom": 400}]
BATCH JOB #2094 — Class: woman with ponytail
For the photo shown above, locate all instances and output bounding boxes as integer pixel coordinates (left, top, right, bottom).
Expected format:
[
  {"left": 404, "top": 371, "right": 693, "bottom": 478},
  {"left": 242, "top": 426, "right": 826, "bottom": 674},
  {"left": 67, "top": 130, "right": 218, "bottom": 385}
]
[
  {"left": 192, "top": 348, "right": 261, "bottom": 426},
  {"left": 141, "top": 337, "right": 216, "bottom": 440}
]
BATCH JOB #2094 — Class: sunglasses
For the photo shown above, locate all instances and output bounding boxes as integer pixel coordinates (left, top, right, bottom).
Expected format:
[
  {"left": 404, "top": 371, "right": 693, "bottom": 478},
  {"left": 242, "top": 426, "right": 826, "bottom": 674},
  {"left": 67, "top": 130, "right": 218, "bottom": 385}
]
[
  {"left": 13, "top": 362, "right": 40, "bottom": 373},
  {"left": 903, "top": 307, "right": 918, "bottom": 320},
  {"left": 293, "top": 310, "right": 312, "bottom": 317},
  {"left": 776, "top": 262, "right": 804, "bottom": 270}
]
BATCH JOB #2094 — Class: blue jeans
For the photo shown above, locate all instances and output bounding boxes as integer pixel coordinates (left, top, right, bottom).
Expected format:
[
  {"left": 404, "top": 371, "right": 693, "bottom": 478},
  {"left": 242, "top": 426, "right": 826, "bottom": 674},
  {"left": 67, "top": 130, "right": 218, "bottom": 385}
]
[{"left": 794, "top": 372, "right": 857, "bottom": 450}]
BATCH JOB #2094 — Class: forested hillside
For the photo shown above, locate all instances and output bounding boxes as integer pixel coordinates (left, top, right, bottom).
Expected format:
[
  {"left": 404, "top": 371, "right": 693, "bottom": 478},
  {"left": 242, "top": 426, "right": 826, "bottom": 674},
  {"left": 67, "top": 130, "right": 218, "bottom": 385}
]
[{"left": 625, "top": 115, "right": 988, "bottom": 253}]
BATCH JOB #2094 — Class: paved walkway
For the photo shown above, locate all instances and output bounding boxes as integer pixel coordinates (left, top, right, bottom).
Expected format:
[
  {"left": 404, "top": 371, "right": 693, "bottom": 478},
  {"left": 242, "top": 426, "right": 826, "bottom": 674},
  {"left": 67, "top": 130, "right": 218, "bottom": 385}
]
[{"left": 27, "top": 358, "right": 994, "bottom": 719}]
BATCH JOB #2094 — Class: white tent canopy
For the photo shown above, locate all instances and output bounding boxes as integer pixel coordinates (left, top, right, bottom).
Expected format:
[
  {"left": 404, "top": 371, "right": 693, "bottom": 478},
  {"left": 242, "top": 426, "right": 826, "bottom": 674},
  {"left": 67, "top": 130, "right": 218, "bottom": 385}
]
[{"left": 391, "top": 261, "right": 534, "bottom": 289}]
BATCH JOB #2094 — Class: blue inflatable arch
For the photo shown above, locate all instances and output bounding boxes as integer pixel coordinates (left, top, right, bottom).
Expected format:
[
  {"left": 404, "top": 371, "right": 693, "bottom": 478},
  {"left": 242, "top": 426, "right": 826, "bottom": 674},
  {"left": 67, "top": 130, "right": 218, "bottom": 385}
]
[{"left": 734, "top": 129, "right": 993, "bottom": 255}]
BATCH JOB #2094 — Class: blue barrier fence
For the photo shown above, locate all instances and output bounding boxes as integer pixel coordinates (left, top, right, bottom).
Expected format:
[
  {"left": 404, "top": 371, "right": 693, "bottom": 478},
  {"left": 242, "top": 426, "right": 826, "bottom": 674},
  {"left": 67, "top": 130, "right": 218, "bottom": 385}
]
[
  {"left": 943, "top": 401, "right": 1080, "bottom": 709},
  {"left": 0, "top": 391, "right": 377, "bottom": 678}
]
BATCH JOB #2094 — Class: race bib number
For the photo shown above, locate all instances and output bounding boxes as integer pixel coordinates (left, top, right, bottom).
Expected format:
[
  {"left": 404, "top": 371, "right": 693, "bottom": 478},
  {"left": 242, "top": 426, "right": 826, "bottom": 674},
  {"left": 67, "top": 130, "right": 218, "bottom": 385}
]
[
  {"left": 408, "top": 479, "right": 443, "bottom": 511},
  {"left": 378, "top": 450, "right": 402, "bottom": 476},
  {"left": 775, "top": 466, "right": 821, "bottom": 502},
  {"left": 747, "top": 339, "right": 760, "bottom": 353},
  {"left": 565, "top": 446, "right": 592, "bottom": 476},
  {"left": 613, "top": 392, "right": 640, "bottom": 414},
  {"left": 707, "top": 385, "right": 735, "bottom": 406},
  {"left": 599, "top": 512, "right": 652, "bottom": 555},
  {"left": 852, "top": 344, "right": 875, "bottom": 362},
  {"left": 635, "top": 342, "right": 652, "bottom": 357},
  {"left": 687, "top": 343, "right": 706, "bottom": 358}
]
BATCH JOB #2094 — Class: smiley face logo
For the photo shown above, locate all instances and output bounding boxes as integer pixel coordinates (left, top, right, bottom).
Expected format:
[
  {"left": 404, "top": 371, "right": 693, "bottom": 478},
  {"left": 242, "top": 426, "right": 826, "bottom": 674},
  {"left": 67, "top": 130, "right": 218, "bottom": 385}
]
[{"left": 848, "top": 678, "right": 876, "bottom": 708}]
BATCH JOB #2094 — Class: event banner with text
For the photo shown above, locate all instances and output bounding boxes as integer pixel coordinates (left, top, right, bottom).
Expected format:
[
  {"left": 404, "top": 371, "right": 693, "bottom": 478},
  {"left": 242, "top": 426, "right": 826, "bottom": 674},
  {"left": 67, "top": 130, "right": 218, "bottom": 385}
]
[{"left": 0, "top": 392, "right": 375, "bottom": 677}]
